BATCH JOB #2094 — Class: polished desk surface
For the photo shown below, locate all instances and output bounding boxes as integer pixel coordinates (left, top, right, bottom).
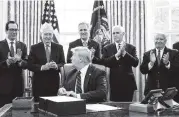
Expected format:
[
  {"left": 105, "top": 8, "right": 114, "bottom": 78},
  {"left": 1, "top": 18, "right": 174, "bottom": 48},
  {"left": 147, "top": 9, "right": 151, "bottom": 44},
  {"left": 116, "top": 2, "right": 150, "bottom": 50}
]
[{"left": 1, "top": 102, "right": 179, "bottom": 117}]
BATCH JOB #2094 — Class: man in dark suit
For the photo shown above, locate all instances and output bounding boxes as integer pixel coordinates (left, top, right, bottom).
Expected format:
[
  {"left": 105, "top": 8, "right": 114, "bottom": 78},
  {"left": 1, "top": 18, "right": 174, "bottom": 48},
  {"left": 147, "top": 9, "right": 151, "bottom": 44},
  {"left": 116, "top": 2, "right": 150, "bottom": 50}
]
[
  {"left": 0, "top": 21, "right": 27, "bottom": 107},
  {"left": 28, "top": 23, "right": 65, "bottom": 102},
  {"left": 171, "top": 41, "right": 179, "bottom": 102},
  {"left": 140, "top": 33, "right": 179, "bottom": 98},
  {"left": 102, "top": 25, "right": 138, "bottom": 102},
  {"left": 58, "top": 47, "right": 107, "bottom": 103},
  {"left": 67, "top": 22, "right": 100, "bottom": 63}
]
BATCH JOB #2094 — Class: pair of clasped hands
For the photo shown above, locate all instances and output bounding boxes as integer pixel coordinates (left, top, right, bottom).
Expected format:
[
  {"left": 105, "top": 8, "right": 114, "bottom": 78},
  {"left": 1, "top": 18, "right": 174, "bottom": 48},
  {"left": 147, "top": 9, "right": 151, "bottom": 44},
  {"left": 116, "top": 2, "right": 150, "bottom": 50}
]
[
  {"left": 115, "top": 42, "right": 127, "bottom": 58},
  {"left": 150, "top": 51, "right": 169, "bottom": 65},
  {"left": 57, "top": 87, "right": 77, "bottom": 98},
  {"left": 41, "top": 60, "right": 58, "bottom": 71},
  {"left": 6, "top": 49, "right": 22, "bottom": 65}
]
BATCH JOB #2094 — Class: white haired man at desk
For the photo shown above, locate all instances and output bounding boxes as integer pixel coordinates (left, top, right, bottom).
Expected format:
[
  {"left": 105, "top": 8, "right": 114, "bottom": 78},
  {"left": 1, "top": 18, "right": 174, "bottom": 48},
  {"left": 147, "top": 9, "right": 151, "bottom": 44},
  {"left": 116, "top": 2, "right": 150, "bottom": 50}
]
[{"left": 58, "top": 47, "right": 107, "bottom": 103}]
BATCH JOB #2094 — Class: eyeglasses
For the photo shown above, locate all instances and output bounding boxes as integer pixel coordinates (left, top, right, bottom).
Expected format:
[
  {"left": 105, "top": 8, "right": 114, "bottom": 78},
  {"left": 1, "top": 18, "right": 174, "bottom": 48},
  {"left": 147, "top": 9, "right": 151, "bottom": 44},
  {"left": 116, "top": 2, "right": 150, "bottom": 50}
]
[
  {"left": 112, "top": 32, "right": 121, "bottom": 34},
  {"left": 8, "top": 29, "right": 18, "bottom": 31}
]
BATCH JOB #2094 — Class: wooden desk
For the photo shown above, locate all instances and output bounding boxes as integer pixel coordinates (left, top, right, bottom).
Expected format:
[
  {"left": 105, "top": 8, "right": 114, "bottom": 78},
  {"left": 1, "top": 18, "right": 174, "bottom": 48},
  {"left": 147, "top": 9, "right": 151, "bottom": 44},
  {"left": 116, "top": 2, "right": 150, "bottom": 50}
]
[{"left": 1, "top": 102, "right": 179, "bottom": 117}]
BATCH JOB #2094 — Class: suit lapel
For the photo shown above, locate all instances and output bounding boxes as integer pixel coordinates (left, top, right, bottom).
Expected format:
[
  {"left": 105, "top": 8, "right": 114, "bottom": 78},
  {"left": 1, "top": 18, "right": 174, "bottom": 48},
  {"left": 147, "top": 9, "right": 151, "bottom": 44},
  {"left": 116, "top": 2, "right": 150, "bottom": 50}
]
[
  {"left": 161, "top": 47, "right": 168, "bottom": 66},
  {"left": 68, "top": 69, "right": 78, "bottom": 91},
  {"left": 84, "top": 65, "right": 93, "bottom": 92},
  {"left": 112, "top": 43, "right": 117, "bottom": 54},
  {"left": 78, "top": 39, "right": 83, "bottom": 46},
  {"left": 16, "top": 41, "right": 21, "bottom": 53},
  {"left": 39, "top": 42, "right": 47, "bottom": 63},
  {"left": 3, "top": 40, "right": 10, "bottom": 54}
]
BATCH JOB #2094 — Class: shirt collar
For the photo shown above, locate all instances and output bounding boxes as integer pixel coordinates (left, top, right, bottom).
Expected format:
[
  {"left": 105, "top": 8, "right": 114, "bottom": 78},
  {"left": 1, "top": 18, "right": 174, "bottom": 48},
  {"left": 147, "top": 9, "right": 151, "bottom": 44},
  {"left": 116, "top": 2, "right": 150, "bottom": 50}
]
[
  {"left": 156, "top": 47, "right": 164, "bottom": 53},
  {"left": 6, "top": 38, "right": 15, "bottom": 44},
  {"left": 80, "top": 64, "right": 90, "bottom": 76},
  {"left": 44, "top": 43, "right": 51, "bottom": 48},
  {"left": 115, "top": 41, "right": 124, "bottom": 47},
  {"left": 81, "top": 38, "right": 89, "bottom": 44}
]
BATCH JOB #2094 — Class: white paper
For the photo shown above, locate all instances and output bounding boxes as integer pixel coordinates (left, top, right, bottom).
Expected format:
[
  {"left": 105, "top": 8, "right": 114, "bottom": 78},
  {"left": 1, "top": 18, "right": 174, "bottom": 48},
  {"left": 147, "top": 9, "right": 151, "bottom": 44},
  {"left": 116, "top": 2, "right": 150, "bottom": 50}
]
[
  {"left": 40, "top": 96, "right": 84, "bottom": 102},
  {"left": 86, "top": 104, "right": 121, "bottom": 112}
]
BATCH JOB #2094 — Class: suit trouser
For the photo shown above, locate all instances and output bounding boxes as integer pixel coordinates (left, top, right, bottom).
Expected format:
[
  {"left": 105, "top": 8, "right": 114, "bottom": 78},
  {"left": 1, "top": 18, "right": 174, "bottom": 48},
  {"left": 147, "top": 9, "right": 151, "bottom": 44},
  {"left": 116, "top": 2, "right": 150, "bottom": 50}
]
[{"left": 110, "top": 90, "right": 134, "bottom": 102}]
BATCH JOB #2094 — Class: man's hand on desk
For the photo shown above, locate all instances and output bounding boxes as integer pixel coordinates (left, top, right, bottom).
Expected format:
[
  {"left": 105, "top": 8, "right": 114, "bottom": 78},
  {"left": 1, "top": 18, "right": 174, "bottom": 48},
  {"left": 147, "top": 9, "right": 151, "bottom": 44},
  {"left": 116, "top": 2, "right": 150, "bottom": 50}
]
[
  {"left": 66, "top": 91, "right": 77, "bottom": 98},
  {"left": 58, "top": 87, "right": 67, "bottom": 95},
  {"left": 58, "top": 88, "right": 77, "bottom": 98}
]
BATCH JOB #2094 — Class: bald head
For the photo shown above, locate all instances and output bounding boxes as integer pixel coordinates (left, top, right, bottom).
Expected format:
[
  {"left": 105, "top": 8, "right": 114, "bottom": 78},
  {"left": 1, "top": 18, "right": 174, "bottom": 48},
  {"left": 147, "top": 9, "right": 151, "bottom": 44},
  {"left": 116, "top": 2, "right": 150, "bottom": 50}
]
[
  {"left": 154, "top": 33, "right": 167, "bottom": 50},
  {"left": 112, "top": 25, "right": 125, "bottom": 43}
]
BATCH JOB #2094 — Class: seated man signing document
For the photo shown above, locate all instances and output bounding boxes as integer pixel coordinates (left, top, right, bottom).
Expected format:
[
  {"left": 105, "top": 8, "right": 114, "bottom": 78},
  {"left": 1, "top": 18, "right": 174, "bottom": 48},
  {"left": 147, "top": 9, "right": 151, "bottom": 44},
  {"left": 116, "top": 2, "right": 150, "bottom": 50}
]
[{"left": 58, "top": 47, "right": 107, "bottom": 103}]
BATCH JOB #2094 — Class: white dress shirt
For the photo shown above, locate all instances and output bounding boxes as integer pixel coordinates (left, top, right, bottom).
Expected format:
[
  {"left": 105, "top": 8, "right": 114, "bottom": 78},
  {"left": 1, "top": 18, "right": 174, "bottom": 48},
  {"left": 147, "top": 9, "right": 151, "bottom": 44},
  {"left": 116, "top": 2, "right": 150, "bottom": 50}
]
[
  {"left": 6, "top": 38, "right": 16, "bottom": 54},
  {"left": 75, "top": 64, "right": 90, "bottom": 98}
]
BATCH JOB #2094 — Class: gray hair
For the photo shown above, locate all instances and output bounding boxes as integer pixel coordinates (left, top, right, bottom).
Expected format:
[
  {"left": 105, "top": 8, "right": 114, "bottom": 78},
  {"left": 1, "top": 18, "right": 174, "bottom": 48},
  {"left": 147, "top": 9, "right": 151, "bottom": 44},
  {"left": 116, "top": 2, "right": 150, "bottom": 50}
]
[
  {"left": 78, "top": 22, "right": 89, "bottom": 29},
  {"left": 112, "top": 25, "right": 125, "bottom": 33},
  {"left": 40, "top": 22, "right": 53, "bottom": 33},
  {"left": 71, "top": 46, "right": 92, "bottom": 63},
  {"left": 154, "top": 33, "right": 167, "bottom": 40}
]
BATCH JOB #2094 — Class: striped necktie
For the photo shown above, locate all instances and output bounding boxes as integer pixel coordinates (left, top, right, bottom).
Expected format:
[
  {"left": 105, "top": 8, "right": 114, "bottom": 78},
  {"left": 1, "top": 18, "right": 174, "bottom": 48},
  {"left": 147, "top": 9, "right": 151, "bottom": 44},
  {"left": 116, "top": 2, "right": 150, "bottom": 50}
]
[
  {"left": 157, "top": 50, "right": 161, "bottom": 66},
  {"left": 45, "top": 45, "right": 50, "bottom": 62},
  {"left": 76, "top": 71, "right": 82, "bottom": 94},
  {"left": 10, "top": 42, "right": 15, "bottom": 57}
]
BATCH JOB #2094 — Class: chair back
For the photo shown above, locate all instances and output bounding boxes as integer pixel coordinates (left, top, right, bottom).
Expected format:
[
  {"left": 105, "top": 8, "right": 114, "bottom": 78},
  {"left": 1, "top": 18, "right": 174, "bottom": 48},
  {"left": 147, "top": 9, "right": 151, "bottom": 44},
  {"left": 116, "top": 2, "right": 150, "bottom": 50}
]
[{"left": 60, "top": 63, "right": 110, "bottom": 101}]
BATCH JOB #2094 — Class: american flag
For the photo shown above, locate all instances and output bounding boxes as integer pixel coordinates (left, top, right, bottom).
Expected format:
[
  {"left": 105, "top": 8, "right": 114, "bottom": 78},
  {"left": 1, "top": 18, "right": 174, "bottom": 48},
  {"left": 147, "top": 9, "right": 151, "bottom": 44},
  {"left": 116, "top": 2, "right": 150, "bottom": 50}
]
[
  {"left": 90, "top": 0, "right": 109, "bottom": 39},
  {"left": 41, "top": 0, "right": 59, "bottom": 43}
]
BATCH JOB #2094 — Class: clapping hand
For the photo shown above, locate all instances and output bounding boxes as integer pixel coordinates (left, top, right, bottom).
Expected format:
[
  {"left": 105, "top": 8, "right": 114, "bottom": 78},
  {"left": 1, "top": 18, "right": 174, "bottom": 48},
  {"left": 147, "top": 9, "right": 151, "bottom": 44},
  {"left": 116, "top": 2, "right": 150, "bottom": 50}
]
[
  {"left": 150, "top": 51, "right": 156, "bottom": 65},
  {"left": 14, "top": 49, "right": 22, "bottom": 62},
  {"left": 90, "top": 47, "right": 96, "bottom": 59},
  {"left": 162, "top": 52, "right": 169, "bottom": 65},
  {"left": 121, "top": 42, "right": 126, "bottom": 56},
  {"left": 6, "top": 52, "right": 16, "bottom": 65}
]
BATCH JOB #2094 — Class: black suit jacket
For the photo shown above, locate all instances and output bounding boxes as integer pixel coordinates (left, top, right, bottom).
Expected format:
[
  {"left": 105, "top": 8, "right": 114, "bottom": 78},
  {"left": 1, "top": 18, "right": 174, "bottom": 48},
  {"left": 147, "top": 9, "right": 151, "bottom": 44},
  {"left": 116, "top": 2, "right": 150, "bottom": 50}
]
[
  {"left": 28, "top": 42, "right": 65, "bottom": 100},
  {"left": 173, "top": 42, "right": 179, "bottom": 51},
  {"left": 0, "top": 39, "right": 27, "bottom": 95},
  {"left": 140, "top": 47, "right": 179, "bottom": 95},
  {"left": 67, "top": 39, "right": 100, "bottom": 63},
  {"left": 102, "top": 43, "right": 138, "bottom": 100},
  {"left": 63, "top": 64, "right": 107, "bottom": 103}
]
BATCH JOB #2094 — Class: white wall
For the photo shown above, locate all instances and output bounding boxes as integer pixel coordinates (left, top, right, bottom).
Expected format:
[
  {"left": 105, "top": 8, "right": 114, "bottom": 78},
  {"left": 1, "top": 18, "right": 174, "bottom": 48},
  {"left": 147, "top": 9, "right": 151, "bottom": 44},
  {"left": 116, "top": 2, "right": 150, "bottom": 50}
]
[{"left": 0, "top": 0, "right": 7, "bottom": 41}]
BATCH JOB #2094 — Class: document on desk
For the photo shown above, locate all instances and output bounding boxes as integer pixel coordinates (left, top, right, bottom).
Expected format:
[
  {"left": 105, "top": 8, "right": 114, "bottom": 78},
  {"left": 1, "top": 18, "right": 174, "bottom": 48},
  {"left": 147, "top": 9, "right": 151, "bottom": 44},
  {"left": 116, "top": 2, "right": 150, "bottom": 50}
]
[
  {"left": 40, "top": 96, "right": 84, "bottom": 102},
  {"left": 86, "top": 104, "right": 121, "bottom": 112}
]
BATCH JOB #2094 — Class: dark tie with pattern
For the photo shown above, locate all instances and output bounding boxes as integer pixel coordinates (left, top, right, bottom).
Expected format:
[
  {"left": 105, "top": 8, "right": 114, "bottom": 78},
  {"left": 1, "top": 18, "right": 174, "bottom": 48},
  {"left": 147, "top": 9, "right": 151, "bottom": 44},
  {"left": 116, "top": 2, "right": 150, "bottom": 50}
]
[
  {"left": 10, "top": 42, "right": 14, "bottom": 57},
  {"left": 76, "top": 71, "right": 82, "bottom": 94},
  {"left": 45, "top": 45, "right": 50, "bottom": 62},
  {"left": 83, "top": 41, "right": 88, "bottom": 47},
  {"left": 157, "top": 50, "right": 161, "bottom": 66},
  {"left": 118, "top": 44, "right": 121, "bottom": 50}
]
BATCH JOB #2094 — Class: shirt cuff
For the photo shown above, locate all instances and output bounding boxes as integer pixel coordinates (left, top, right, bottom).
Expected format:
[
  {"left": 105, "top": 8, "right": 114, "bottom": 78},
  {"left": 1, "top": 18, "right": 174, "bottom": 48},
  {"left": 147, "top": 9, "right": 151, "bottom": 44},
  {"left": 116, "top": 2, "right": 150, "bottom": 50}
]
[
  {"left": 122, "top": 51, "right": 126, "bottom": 57},
  {"left": 148, "top": 62, "right": 154, "bottom": 70},
  {"left": 165, "top": 61, "right": 170, "bottom": 69},
  {"left": 76, "top": 94, "right": 81, "bottom": 99},
  {"left": 115, "top": 54, "right": 120, "bottom": 60}
]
